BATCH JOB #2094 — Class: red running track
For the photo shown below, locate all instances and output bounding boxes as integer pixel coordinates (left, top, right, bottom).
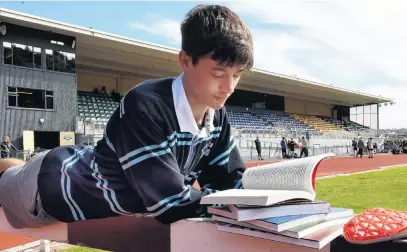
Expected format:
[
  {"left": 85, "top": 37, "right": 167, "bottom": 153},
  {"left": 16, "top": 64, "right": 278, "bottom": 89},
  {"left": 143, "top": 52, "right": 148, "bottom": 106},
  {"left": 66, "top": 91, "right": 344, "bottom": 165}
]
[{"left": 244, "top": 154, "right": 407, "bottom": 177}]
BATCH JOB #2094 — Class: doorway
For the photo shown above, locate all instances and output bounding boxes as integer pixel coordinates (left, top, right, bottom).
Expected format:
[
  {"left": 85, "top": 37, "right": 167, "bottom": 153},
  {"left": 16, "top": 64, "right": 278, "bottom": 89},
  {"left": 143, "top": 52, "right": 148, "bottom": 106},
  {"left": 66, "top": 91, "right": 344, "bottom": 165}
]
[{"left": 34, "top": 131, "right": 60, "bottom": 150}]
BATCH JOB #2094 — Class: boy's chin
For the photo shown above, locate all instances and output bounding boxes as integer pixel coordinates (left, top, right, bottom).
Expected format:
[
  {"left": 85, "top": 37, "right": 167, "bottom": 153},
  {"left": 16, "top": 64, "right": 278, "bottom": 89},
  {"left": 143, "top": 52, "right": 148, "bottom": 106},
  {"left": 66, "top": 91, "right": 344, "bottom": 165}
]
[{"left": 209, "top": 103, "right": 225, "bottom": 110}]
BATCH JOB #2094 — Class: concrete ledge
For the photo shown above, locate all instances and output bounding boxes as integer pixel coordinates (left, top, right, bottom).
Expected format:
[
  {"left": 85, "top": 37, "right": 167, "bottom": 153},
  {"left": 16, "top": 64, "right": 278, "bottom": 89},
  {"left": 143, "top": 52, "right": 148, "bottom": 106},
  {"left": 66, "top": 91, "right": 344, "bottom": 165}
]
[
  {"left": 1, "top": 208, "right": 407, "bottom": 252},
  {"left": 0, "top": 208, "right": 170, "bottom": 252},
  {"left": 0, "top": 211, "right": 327, "bottom": 252},
  {"left": 0, "top": 208, "right": 68, "bottom": 242}
]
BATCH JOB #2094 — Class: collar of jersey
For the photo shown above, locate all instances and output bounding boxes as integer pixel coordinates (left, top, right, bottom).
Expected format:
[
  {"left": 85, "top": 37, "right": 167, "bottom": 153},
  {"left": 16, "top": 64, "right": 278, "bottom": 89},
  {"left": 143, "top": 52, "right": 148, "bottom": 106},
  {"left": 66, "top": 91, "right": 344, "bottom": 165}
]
[{"left": 172, "top": 73, "right": 215, "bottom": 136}]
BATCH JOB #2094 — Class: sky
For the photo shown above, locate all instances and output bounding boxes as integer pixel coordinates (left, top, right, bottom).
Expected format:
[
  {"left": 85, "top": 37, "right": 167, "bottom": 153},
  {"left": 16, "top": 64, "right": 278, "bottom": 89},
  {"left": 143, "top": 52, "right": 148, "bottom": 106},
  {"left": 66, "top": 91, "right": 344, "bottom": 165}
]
[{"left": 0, "top": 1, "right": 406, "bottom": 129}]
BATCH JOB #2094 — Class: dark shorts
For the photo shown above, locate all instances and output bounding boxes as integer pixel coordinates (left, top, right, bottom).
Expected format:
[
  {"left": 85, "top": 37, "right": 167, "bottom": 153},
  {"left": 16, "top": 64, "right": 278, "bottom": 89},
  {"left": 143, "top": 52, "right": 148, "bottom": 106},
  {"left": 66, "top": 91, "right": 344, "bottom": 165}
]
[{"left": 1, "top": 152, "right": 10, "bottom": 158}]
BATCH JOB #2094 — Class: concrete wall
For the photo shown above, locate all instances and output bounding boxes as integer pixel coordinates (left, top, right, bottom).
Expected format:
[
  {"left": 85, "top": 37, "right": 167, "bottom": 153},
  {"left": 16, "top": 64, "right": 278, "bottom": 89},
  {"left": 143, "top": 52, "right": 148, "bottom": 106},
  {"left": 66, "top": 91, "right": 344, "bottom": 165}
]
[
  {"left": 76, "top": 71, "right": 142, "bottom": 96},
  {"left": 285, "top": 97, "right": 333, "bottom": 117},
  {"left": 76, "top": 71, "right": 116, "bottom": 93}
]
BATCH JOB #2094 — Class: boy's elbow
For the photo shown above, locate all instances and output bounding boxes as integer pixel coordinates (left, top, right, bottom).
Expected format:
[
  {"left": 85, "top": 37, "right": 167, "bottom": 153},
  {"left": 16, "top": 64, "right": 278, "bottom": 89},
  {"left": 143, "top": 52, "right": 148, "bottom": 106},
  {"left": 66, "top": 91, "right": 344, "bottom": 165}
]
[
  {"left": 154, "top": 211, "right": 189, "bottom": 225},
  {"left": 154, "top": 215, "right": 175, "bottom": 225}
]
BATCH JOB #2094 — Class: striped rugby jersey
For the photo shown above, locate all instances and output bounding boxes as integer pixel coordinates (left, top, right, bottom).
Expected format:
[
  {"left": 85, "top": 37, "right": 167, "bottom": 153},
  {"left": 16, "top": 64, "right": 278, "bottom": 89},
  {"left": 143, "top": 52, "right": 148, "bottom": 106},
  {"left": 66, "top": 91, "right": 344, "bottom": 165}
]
[{"left": 38, "top": 74, "right": 246, "bottom": 224}]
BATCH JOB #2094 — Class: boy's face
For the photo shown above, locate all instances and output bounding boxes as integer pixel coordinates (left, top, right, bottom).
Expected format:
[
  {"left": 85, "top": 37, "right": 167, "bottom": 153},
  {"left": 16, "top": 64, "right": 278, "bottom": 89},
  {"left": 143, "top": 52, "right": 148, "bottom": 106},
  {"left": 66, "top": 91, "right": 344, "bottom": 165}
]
[{"left": 180, "top": 51, "right": 243, "bottom": 110}]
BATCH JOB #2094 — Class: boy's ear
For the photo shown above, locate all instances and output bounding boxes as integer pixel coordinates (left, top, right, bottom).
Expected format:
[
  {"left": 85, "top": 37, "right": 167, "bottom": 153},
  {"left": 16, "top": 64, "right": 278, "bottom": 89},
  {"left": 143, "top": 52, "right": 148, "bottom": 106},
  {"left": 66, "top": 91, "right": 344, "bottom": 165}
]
[{"left": 179, "top": 50, "right": 191, "bottom": 70}]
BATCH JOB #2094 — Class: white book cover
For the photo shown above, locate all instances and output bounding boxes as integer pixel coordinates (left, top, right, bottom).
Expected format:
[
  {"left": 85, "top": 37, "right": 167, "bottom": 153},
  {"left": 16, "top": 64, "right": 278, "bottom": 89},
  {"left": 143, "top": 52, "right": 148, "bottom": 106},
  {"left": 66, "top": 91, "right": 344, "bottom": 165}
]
[
  {"left": 227, "top": 200, "right": 331, "bottom": 221},
  {"left": 217, "top": 223, "right": 344, "bottom": 249},
  {"left": 213, "top": 214, "right": 353, "bottom": 239},
  {"left": 209, "top": 206, "right": 354, "bottom": 233},
  {"left": 248, "top": 207, "right": 354, "bottom": 232}
]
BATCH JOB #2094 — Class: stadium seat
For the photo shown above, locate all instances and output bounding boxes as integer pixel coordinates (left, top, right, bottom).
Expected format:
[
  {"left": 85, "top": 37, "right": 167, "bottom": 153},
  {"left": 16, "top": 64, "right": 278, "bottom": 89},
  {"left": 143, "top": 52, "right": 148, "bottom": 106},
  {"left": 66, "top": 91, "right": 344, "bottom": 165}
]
[
  {"left": 289, "top": 113, "right": 344, "bottom": 133},
  {"left": 76, "top": 91, "right": 121, "bottom": 134},
  {"left": 317, "top": 116, "right": 370, "bottom": 133},
  {"left": 225, "top": 108, "right": 320, "bottom": 136}
]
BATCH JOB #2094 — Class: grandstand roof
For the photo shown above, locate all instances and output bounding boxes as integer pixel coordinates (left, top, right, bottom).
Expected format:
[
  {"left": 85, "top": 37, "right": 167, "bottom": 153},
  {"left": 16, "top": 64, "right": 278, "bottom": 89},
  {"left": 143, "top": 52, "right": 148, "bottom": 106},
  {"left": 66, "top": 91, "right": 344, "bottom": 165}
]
[{"left": 0, "top": 8, "right": 393, "bottom": 107}]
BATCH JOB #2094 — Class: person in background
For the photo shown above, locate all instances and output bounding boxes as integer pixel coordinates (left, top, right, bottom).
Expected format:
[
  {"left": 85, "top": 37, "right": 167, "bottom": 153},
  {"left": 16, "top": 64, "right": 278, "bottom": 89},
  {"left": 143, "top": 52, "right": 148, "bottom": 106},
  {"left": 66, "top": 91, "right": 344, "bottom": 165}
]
[
  {"left": 288, "top": 138, "right": 295, "bottom": 156},
  {"left": 280, "top": 137, "right": 287, "bottom": 159},
  {"left": 373, "top": 141, "right": 378, "bottom": 154},
  {"left": 300, "top": 136, "right": 308, "bottom": 158},
  {"left": 110, "top": 89, "right": 121, "bottom": 102},
  {"left": 352, "top": 137, "right": 358, "bottom": 158},
  {"left": 0, "top": 137, "right": 18, "bottom": 159},
  {"left": 367, "top": 137, "right": 374, "bottom": 158},
  {"left": 357, "top": 137, "right": 364, "bottom": 158},
  {"left": 254, "top": 136, "right": 264, "bottom": 160}
]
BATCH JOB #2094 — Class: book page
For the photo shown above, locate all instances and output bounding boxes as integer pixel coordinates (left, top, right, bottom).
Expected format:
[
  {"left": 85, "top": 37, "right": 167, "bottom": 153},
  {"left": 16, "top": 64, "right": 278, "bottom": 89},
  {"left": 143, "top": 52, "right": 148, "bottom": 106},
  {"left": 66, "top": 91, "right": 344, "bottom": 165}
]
[{"left": 242, "top": 153, "right": 335, "bottom": 195}]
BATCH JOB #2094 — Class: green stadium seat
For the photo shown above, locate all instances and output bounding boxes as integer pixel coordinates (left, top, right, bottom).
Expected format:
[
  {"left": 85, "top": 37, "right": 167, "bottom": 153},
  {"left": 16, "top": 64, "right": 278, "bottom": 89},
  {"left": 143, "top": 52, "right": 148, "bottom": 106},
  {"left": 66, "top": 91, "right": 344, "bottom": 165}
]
[{"left": 77, "top": 90, "right": 127, "bottom": 123}]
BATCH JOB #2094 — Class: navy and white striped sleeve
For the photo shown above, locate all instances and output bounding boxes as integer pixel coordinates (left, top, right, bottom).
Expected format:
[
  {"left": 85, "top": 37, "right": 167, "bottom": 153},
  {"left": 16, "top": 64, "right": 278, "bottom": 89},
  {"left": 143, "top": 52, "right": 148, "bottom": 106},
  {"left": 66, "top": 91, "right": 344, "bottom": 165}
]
[
  {"left": 197, "top": 109, "right": 246, "bottom": 191},
  {"left": 106, "top": 93, "right": 211, "bottom": 224}
]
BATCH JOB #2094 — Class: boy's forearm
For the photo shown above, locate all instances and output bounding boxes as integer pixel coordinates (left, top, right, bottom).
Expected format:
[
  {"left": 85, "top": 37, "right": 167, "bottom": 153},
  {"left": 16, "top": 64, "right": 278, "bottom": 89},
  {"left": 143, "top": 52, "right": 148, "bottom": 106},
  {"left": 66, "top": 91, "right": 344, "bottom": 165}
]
[
  {"left": 153, "top": 188, "right": 212, "bottom": 224},
  {"left": 154, "top": 200, "right": 207, "bottom": 224}
]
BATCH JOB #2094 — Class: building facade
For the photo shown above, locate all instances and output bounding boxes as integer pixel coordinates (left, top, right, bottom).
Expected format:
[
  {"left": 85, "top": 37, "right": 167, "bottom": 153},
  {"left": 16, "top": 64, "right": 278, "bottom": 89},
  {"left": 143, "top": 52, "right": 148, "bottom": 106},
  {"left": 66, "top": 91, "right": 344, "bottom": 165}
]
[{"left": 0, "top": 23, "right": 77, "bottom": 149}]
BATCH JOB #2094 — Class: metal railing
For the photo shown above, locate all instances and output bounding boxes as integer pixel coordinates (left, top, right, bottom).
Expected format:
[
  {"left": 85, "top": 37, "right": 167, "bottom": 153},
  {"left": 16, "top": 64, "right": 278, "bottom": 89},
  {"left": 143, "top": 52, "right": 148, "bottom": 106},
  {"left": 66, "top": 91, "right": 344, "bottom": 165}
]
[
  {"left": 238, "top": 145, "right": 353, "bottom": 160},
  {"left": 75, "top": 117, "right": 106, "bottom": 135},
  {"left": 233, "top": 127, "right": 382, "bottom": 140},
  {"left": 15, "top": 150, "right": 33, "bottom": 160}
]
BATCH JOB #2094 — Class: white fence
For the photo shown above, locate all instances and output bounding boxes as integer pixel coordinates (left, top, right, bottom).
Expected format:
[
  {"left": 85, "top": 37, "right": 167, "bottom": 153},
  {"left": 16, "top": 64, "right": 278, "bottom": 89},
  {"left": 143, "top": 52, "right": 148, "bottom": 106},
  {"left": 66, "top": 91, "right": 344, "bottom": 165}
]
[
  {"left": 74, "top": 117, "right": 385, "bottom": 160},
  {"left": 238, "top": 145, "right": 353, "bottom": 160},
  {"left": 234, "top": 128, "right": 380, "bottom": 140}
]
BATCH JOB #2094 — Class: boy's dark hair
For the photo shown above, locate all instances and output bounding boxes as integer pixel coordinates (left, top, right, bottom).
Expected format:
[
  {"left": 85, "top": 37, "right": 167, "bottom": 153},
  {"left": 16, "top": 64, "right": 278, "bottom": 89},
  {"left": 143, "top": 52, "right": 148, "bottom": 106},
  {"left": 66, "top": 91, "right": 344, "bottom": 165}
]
[{"left": 181, "top": 4, "right": 254, "bottom": 70}]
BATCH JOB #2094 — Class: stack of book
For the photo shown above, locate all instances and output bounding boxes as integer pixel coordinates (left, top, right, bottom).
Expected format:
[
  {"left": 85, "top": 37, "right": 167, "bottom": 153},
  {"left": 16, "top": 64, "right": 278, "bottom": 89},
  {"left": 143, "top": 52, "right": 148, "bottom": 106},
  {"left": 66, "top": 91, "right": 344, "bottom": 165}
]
[{"left": 200, "top": 153, "right": 355, "bottom": 249}]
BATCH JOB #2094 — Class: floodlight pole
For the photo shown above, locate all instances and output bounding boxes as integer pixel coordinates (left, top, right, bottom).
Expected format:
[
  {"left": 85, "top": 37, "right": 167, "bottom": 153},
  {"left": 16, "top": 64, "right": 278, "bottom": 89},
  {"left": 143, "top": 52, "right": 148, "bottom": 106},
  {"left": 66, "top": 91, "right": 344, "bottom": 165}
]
[{"left": 377, "top": 103, "right": 380, "bottom": 130}]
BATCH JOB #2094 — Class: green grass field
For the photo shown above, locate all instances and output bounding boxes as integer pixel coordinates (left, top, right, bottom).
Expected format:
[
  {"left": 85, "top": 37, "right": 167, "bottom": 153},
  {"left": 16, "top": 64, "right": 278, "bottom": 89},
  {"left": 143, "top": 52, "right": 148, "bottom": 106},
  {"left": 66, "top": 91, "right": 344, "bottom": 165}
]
[
  {"left": 316, "top": 166, "right": 407, "bottom": 213},
  {"left": 60, "top": 166, "right": 407, "bottom": 252}
]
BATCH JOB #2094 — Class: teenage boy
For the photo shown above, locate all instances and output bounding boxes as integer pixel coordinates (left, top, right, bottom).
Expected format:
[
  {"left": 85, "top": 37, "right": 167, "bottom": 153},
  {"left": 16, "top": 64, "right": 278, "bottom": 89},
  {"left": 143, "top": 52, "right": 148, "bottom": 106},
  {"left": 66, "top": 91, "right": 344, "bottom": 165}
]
[{"left": 0, "top": 4, "right": 254, "bottom": 229}]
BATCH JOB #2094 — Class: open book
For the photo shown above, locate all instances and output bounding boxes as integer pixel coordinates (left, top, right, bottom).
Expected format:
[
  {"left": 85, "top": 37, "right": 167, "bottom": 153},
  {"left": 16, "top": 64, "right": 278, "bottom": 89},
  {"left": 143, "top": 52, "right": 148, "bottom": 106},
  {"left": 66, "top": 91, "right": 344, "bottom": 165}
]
[{"left": 200, "top": 153, "right": 335, "bottom": 206}]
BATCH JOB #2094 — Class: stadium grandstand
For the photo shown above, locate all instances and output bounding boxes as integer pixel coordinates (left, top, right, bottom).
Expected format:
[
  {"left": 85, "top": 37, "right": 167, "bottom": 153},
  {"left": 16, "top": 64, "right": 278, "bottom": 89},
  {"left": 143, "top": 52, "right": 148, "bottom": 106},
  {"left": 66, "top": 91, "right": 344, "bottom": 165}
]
[{"left": 0, "top": 8, "right": 394, "bottom": 160}]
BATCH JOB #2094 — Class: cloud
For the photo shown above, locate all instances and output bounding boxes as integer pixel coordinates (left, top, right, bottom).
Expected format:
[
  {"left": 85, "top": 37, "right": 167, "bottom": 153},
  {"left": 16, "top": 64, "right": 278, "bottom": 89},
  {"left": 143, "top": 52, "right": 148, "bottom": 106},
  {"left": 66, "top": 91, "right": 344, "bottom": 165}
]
[
  {"left": 127, "top": 1, "right": 407, "bottom": 128},
  {"left": 129, "top": 18, "right": 181, "bottom": 45},
  {"left": 226, "top": 0, "right": 407, "bottom": 128}
]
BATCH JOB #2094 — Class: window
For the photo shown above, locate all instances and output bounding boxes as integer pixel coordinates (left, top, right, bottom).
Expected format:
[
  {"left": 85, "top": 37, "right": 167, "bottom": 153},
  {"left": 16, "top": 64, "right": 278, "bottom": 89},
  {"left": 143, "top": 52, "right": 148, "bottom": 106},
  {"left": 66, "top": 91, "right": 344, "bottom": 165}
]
[
  {"left": 7, "top": 86, "right": 54, "bottom": 110},
  {"left": 363, "top": 105, "right": 371, "bottom": 114},
  {"left": 363, "top": 114, "right": 370, "bottom": 127},
  {"left": 3, "top": 42, "right": 42, "bottom": 69},
  {"left": 350, "top": 114, "right": 357, "bottom": 123},
  {"left": 51, "top": 40, "right": 64, "bottom": 46},
  {"left": 7, "top": 87, "right": 17, "bottom": 107},
  {"left": 46, "top": 49, "right": 76, "bottom": 73},
  {"left": 371, "top": 104, "right": 378, "bottom": 114},
  {"left": 46, "top": 49, "right": 54, "bottom": 71},
  {"left": 3, "top": 42, "right": 12, "bottom": 65},
  {"left": 46, "top": 90, "right": 54, "bottom": 109},
  {"left": 350, "top": 104, "right": 378, "bottom": 128},
  {"left": 370, "top": 114, "right": 378, "bottom": 129},
  {"left": 33, "top": 47, "right": 41, "bottom": 69}
]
